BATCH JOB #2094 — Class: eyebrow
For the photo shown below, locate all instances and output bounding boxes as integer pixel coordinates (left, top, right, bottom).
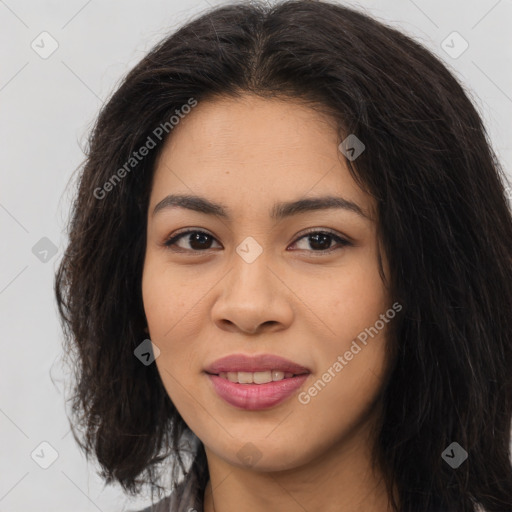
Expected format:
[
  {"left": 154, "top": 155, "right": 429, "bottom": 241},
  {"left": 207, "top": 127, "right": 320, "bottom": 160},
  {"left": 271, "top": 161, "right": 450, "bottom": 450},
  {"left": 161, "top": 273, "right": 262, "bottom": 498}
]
[{"left": 152, "top": 194, "right": 370, "bottom": 221}]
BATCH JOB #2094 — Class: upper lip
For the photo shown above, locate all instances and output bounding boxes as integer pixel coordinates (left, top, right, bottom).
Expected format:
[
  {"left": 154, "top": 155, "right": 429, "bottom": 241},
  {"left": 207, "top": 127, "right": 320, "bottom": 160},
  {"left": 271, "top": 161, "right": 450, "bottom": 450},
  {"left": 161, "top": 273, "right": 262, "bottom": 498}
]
[{"left": 204, "top": 353, "right": 311, "bottom": 375}]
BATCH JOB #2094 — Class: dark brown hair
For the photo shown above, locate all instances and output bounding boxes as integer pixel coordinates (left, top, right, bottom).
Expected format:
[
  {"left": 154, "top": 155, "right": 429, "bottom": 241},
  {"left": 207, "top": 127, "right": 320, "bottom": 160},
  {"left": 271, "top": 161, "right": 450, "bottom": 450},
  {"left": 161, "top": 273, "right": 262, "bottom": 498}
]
[{"left": 54, "top": 1, "right": 512, "bottom": 510}]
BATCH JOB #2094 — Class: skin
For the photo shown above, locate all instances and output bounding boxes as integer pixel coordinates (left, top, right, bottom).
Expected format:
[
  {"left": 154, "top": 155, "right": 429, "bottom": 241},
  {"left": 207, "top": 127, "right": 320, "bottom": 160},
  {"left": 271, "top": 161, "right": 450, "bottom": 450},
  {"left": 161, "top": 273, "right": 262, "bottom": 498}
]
[{"left": 142, "top": 94, "right": 397, "bottom": 512}]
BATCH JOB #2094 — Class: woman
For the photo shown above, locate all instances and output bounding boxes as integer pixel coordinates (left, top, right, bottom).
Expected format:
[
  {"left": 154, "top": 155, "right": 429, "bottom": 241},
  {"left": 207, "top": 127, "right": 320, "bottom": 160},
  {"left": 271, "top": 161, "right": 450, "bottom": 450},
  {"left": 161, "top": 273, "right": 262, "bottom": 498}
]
[{"left": 54, "top": 1, "right": 512, "bottom": 511}]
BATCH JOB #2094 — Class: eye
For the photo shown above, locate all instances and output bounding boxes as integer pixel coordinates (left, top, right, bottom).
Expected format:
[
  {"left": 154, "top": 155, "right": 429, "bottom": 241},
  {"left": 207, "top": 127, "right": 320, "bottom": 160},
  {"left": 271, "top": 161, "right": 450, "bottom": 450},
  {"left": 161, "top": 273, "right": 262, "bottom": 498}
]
[
  {"left": 163, "top": 230, "right": 221, "bottom": 252},
  {"left": 290, "top": 229, "right": 351, "bottom": 253},
  {"left": 163, "top": 229, "right": 351, "bottom": 254}
]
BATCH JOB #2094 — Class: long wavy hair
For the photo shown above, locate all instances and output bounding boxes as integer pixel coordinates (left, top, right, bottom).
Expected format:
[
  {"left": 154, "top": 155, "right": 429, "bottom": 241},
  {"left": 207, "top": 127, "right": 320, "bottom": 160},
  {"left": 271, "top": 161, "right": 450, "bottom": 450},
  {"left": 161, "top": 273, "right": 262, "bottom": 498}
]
[{"left": 54, "top": 1, "right": 512, "bottom": 510}]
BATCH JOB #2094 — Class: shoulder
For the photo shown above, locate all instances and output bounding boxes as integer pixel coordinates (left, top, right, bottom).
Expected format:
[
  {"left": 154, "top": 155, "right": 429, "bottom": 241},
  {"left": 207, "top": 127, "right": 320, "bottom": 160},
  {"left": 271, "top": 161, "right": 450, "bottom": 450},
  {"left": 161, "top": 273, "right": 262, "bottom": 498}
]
[
  {"left": 126, "top": 478, "right": 195, "bottom": 512},
  {"left": 128, "top": 496, "right": 171, "bottom": 512}
]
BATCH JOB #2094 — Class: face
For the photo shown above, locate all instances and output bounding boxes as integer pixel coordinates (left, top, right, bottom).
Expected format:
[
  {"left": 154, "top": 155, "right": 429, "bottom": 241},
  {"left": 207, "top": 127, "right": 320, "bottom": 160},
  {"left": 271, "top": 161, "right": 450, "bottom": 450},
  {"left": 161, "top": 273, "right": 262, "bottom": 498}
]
[{"left": 142, "top": 94, "right": 394, "bottom": 473}]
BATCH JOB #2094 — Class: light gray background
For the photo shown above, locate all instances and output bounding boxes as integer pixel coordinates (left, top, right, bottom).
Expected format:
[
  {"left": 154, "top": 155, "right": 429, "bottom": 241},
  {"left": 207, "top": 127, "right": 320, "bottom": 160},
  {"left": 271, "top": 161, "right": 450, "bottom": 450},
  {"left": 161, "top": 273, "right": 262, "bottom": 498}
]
[{"left": 1, "top": 0, "right": 511, "bottom": 510}]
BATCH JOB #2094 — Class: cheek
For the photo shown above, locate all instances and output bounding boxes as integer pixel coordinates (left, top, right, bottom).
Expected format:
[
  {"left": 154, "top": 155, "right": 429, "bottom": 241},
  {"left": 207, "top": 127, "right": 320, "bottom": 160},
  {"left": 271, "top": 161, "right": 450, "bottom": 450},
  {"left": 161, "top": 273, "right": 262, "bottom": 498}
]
[
  {"left": 310, "top": 253, "right": 389, "bottom": 340},
  {"left": 142, "top": 255, "right": 192, "bottom": 336},
  {"left": 141, "top": 254, "right": 204, "bottom": 374},
  {"left": 303, "top": 252, "right": 391, "bottom": 407},
  {"left": 142, "top": 263, "right": 193, "bottom": 408},
  {"left": 302, "top": 321, "right": 391, "bottom": 441}
]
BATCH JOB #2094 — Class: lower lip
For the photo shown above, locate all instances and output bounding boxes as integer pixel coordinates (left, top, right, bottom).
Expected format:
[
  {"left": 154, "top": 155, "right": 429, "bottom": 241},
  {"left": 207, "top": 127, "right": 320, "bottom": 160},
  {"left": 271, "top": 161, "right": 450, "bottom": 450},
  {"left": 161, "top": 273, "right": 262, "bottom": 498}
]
[{"left": 206, "top": 373, "right": 309, "bottom": 410}]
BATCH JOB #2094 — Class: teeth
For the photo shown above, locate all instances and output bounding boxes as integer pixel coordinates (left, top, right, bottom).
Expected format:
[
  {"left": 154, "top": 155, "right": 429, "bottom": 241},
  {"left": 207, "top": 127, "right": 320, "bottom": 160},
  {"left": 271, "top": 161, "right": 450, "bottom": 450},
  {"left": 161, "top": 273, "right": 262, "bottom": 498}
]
[{"left": 219, "top": 370, "right": 295, "bottom": 384}]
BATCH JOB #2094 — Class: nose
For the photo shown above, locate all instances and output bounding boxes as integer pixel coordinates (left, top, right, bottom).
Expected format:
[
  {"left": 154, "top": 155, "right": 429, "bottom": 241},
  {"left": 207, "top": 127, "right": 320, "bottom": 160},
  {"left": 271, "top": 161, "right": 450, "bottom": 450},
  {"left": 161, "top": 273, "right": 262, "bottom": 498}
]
[{"left": 210, "top": 251, "right": 294, "bottom": 335}]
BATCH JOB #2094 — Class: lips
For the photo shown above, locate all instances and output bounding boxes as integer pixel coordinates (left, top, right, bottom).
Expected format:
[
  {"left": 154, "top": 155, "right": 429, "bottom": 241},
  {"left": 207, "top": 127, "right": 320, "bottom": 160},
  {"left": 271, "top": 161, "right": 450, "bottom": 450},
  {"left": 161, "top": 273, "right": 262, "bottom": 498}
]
[
  {"left": 207, "top": 373, "right": 309, "bottom": 410},
  {"left": 204, "top": 353, "right": 311, "bottom": 376}
]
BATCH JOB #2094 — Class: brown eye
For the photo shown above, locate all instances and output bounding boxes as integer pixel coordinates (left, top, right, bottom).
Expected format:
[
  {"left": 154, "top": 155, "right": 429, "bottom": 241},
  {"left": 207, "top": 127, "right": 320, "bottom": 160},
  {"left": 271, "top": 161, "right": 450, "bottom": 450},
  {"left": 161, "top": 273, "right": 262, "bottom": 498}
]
[
  {"left": 163, "top": 229, "right": 351, "bottom": 254},
  {"left": 164, "top": 230, "right": 221, "bottom": 251},
  {"left": 290, "top": 231, "right": 351, "bottom": 253}
]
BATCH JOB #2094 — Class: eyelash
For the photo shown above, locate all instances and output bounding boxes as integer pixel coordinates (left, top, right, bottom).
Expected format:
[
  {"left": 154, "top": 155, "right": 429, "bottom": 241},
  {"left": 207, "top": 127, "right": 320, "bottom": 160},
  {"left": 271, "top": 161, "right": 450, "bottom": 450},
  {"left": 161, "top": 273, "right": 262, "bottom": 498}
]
[{"left": 162, "top": 229, "right": 351, "bottom": 255}]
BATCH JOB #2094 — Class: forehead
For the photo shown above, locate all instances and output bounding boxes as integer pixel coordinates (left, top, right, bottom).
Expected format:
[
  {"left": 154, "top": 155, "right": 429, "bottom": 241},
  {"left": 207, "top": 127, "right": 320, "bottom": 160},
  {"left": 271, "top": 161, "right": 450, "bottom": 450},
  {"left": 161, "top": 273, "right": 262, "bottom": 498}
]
[{"left": 149, "top": 94, "right": 372, "bottom": 218}]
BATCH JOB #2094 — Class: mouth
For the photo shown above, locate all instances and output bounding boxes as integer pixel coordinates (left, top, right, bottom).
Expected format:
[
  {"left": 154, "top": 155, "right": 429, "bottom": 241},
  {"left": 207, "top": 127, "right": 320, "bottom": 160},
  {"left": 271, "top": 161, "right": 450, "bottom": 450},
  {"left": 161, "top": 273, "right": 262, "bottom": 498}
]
[
  {"left": 204, "top": 352, "right": 312, "bottom": 380},
  {"left": 205, "top": 371, "right": 310, "bottom": 410},
  {"left": 205, "top": 370, "right": 309, "bottom": 384}
]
